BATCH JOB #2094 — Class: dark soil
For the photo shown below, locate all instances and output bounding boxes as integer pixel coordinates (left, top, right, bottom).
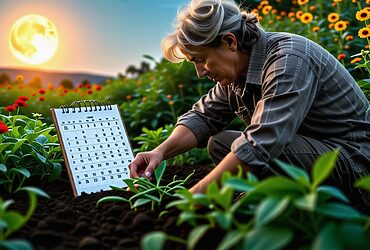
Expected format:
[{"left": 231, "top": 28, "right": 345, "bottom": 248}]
[{"left": 8, "top": 164, "right": 215, "bottom": 250}]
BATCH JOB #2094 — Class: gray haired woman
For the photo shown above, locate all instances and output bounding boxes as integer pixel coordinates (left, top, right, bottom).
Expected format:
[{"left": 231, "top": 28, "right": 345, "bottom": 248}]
[{"left": 129, "top": 0, "right": 370, "bottom": 211}]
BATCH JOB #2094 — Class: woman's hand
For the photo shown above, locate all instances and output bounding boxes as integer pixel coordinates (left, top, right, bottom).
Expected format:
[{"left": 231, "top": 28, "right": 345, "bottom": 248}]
[{"left": 129, "top": 150, "right": 164, "bottom": 179}]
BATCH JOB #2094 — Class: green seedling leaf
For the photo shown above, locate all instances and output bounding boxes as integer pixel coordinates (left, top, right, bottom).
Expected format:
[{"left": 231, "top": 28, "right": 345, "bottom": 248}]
[
  {"left": 0, "top": 219, "right": 8, "bottom": 231},
  {"left": 188, "top": 225, "right": 210, "bottom": 250},
  {"left": 0, "top": 164, "right": 7, "bottom": 172},
  {"left": 217, "top": 230, "right": 244, "bottom": 250},
  {"left": 96, "top": 196, "right": 129, "bottom": 207},
  {"left": 312, "top": 223, "right": 341, "bottom": 250},
  {"left": 274, "top": 159, "right": 310, "bottom": 187},
  {"left": 315, "top": 202, "right": 365, "bottom": 220},
  {"left": 224, "top": 178, "right": 254, "bottom": 192},
  {"left": 133, "top": 198, "right": 151, "bottom": 208},
  {"left": 109, "top": 185, "right": 125, "bottom": 191},
  {"left": 244, "top": 226, "right": 293, "bottom": 250},
  {"left": 48, "top": 162, "right": 62, "bottom": 182},
  {"left": 256, "top": 196, "right": 290, "bottom": 226},
  {"left": 294, "top": 192, "right": 317, "bottom": 211},
  {"left": 354, "top": 176, "right": 370, "bottom": 193},
  {"left": 338, "top": 223, "right": 370, "bottom": 249},
  {"left": 11, "top": 139, "right": 27, "bottom": 154},
  {"left": 317, "top": 186, "right": 349, "bottom": 203},
  {"left": 9, "top": 167, "right": 30, "bottom": 178},
  {"left": 312, "top": 149, "right": 339, "bottom": 190},
  {"left": 0, "top": 143, "right": 12, "bottom": 153},
  {"left": 154, "top": 161, "right": 166, "bottom": 186},
  {"left": 141, "top": 231, "right": 167, "bottom": 250},
  {"left": 177, "top": 211, "right": 198, "bottom": 226},
  {"left": 123, "top": 179, "right": 139, "bottom": 193},
  {"left": 2, "top": 212, "right": 24, "bottom": 234},
  {"left": 0, "top": 239, "right": 34, "bottom": 250},
  {"left": 19, "top": 187, "right": 50, "bottom": 199},
  {"left": 253, "top": 176, "right": 306, "bottom": 196},
  {"left": 209, "top": 211, "right": 232, "bottom": 230},
  {"left": 31, "top": 151, "right": 47, "bottom": 163},
  {"left": 35, "top": 134, "right": 48, "bottom": 145}
]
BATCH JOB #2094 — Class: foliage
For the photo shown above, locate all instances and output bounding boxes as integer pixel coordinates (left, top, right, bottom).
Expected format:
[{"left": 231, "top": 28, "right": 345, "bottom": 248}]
[
  {"left": 0, "top": 186, "right": 49, "bottom": 250},
  {"left": 97, "top": 161, "right": 194, "bottom": 211},
  {"left": 142, "top": 150, "right": 370, "bottom": 250},
  {"left": 0, "top": 101, "right": 62, "bottom": 193},
  {"left": 133, "top": 124, "right": 211, "bottom": 166}
]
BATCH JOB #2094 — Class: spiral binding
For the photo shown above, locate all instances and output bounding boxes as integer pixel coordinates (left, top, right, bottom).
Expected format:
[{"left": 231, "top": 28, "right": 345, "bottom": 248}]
[{"left": 60, "top": 100, "right": 112, "bottom": 113}]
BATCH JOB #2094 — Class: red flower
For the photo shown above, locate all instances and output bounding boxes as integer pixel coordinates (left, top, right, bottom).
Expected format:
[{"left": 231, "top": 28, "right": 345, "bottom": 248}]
[
  {"left": 86, "top": 84, "right": 92, "bottom": 89},
  {"left": 78, "top": 83, "right": 83, "bottom": 88},
  {"left": 17, "top": 96, "right": 29, "bottom": 101},
  {"left": 14, "top": 99, "right": 27, "bottom": 107},
  {"left": 96, "top": 85, "right": 102, "bottom": 91},
  {"left": 38, "top": 89, "right": 46, "bottom": 94},
  {"left": 0, "top": 121, "right": 8, "bottom": 134},
  {"left": 39, "top": 96, "right": 45, "bottom": 101},
  {"left": 87, "top": 90, "right": 93, "bottom": 95},
  {"left": 64, "top": 89, "right": 69, "bottom": 93},
  {"left": 5, "top": 105, "right": 16, "bottom": 112},
  {"left": 337, "top": 53, "right": 346, "bottom": 60}
]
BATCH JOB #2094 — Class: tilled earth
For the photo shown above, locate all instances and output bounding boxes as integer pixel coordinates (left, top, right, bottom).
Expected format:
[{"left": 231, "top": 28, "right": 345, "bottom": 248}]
[{"left": 8, "top": 164, "right": 215, "bottom": 250}]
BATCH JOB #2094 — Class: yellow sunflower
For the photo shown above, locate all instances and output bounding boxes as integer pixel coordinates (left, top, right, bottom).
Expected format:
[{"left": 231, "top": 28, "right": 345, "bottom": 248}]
[
  {"left": 328, "top": 13, "right": 340, "bottom": 23},
  {"left": 358, "top": 27, "right": 370, "bottom": 38},
  {"left": 301, "top": 13, "right": 313, "bottom": 24},
  {"left": 262, "top": 5, "right": 272, "bottom": 15},
  {"left": 356, "top": 10, "right": 370, "bottom": 22},
  {"left": 333, "top": 0, "right": 342, "bottom": 2},
  {"left": 297, "top": 0, "right": 309, "bottom": 5},
  {"left": 296, "top": 10, "right": 304, "bottom": 19},
  {"left": 334, "top": 21, "right": 347, "bottom": 31},
  {"left": 312, "top": 26, "right": 320, "bottom": 32}
]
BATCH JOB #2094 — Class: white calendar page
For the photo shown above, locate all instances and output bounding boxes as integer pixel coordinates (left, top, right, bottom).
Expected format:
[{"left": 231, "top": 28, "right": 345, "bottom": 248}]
[{"left": 51, "top": 104, "right": 133, "bottom": 196}]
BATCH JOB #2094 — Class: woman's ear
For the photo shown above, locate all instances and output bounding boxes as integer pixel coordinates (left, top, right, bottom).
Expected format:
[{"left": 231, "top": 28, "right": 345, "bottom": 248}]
[{"left": 221, "top": 33, "right": 237, "bottom": 51}]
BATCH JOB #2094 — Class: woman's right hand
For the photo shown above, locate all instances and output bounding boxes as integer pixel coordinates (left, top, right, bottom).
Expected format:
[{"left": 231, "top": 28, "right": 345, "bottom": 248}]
[{"left": 129, "top": 150, "right": 164, "bottom": 179}]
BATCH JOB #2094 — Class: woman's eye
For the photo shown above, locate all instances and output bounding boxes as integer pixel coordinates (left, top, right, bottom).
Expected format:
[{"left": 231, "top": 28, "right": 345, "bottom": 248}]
[{"left": 194, "top": 58, "right": 204, "bottom": 63}]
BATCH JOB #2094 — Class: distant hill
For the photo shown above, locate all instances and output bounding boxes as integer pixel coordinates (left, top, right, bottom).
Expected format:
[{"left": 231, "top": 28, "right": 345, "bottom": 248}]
[{"left": 0, "top": 67, "right": 114, "bottom": 87}]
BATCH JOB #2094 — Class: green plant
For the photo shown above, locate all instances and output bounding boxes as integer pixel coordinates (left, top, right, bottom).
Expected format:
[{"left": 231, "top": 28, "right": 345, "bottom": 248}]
[
  {"left": 0, "top": 186, "right": 50, "bottom": 250},
  {"left": 97, "top": 161, "right": 195, "bottom": 211},
  {"left": 142, "top": 150, "right": 370, "bottom": 250},
  {"left": 0, "top": 105, "right": 62, "bottom": 193}
]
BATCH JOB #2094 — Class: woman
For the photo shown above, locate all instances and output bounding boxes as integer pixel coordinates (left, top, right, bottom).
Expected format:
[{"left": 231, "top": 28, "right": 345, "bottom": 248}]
[{"left": 129, "top": 0, "right": 370, "bottom": 209}]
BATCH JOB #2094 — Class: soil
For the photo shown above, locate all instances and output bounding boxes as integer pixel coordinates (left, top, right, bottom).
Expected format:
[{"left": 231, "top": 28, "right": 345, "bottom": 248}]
[{"left": 8, "top": 164, "right": 215, "bottom": 250}]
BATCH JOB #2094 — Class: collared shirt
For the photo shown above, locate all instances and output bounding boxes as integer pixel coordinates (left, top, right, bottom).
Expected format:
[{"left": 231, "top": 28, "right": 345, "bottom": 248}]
[{"left": 176, "top": 28, "right": 370, "bottom": 169}]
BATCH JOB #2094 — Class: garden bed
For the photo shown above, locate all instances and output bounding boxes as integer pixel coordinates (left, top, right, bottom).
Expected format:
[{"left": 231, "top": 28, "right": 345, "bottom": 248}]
[{"left": 10, "top": 164, "right": 214, "bottom": 250}]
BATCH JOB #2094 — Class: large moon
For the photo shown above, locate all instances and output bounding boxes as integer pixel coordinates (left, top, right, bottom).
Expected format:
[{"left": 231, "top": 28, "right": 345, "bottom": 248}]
[{"left": 9, "top": 15, "right": 59, "bottom": 65}]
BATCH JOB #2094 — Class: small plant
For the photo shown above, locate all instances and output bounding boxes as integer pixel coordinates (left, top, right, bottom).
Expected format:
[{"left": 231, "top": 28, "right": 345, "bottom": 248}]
[
  {"left": 0, "top": 101, "right": 62, "bottom": 193},
  {"left": 0, "top": 186, "right": 50, "bottom": 250},
  {"left": 97, "top": 161, "right": 194, "bottom": 211},
  {"left": 142, "top": 150, "right": 370, "bottom": 250}
]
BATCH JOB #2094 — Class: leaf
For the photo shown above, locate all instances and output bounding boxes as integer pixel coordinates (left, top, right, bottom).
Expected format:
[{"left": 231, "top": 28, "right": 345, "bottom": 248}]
[
  {"left": 255, "top": 196, "right": 290, "bottom": 226},
  {"left": 19, "top": 186, "right": 50, "bottom": 199},
  {"left": 2, "top": 212, "right": 24, "bottom": 233},
  {"left": 11, "top": 139, "right": 27, "bottom": 154},
  {"left": 188, "top": 225, "right": 210, "bottom": 250},
  {"left": 123, "top": 179, "right": 139, "bottom": 193},
  {"left": 47, "top": 162, "right": 62, "bottom": 182},
  {"left": 0, "top": 164, "right": 7, "bottom": 172},
  {"left": 312, "top": 150, "right": 339, "bottom": 190},
  {"left": 133, "top": 198, "right": 151, "bottom": 208},
  {"left": 0, "top": 143, "right": 12, "bottom": 153},
  {"left": 244, "top": 226, "right": 293, "bottom": 250},
  {"left": 224, "top": 178, "right": 254, "bottom": 192},
  {"left": 31, "top": 151, "right": 47, "bottom": 163},
  {"left": 294, "top": 192, "right": 317, "bottom": 211},
  {"left": 315, "top": 202, "right": 365, "bottom": 220},
  {"left": 154, "top": 161, "right": 166, "bottom": 186},
  {"left": 274, "top": 159, "right": 310, "bottom": 187},
  {"left": 9, "top": 167, "right": 30, "bottom": 178},
  {"left": 35, "top": 134, "right": 48, "bottom": 145},
  {"left": 216, "top": 230, "right": 244, "bottom": 250},
  {"left": 141, "top": 231, "right": 167, "bottom": 250},
  {"left": 96, "top": 196, "right": 128, "bottom": 207},
  {"left": 316, "top": 186, "right": 349, "bottom": 203},
  {"left": 312, "top": 223, "right": 341, "bottom": 250},
  {"left": 0, "top": 239, "right": 34, "bottom": 250},
  {"left": 354, "top": 176, "right": 370, "bottom": 193},
  {"left": 338, "top": 223, "right": 369, "bottom": 249},
  {"left": 253, "top": 176, "right": 306, "bottom": 196}
]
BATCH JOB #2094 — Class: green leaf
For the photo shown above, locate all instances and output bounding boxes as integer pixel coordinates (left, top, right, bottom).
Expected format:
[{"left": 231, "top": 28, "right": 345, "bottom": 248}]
[
  {"left": 254, "top": 176, "right": 306, "bottom": 196},
  {"left": 0, "top": 239, "right": 34, "bottom": 250},
  {"left": 217, "top": 230, "right": 244, "bottom": 250},
  {"left": 9, "top": 167, "right": 30, "bottom": 178},
  {"left": 188, "top": 225, "right": 210, "bottom": 250},
  {"left": 354, "top": 176, "right": 370, "bottom": 193},
  {"left": 96, "top": 196, "right": 128, "bottom": 207},
  {"left": 11, "top": 139, "right": 27, "bottom": 154},
  {"left": 2, "top": 212, "right": 24, "bottom": 233},
  {"left": 0, "top": 164, "right": 7, "bottom": 172},
  {"left": 256, "top": 196, "right": 290, "bottom": 226},
  {"left": 244, "top": 226, "right": 293, "bottom": 250},
  {"left": 19, "top": 187, "right": 50, "bottom": 199},
  {"left": 315, "top": 202, "right": 365, "bottom": 220},
  {"left": 209, "top": 211, "right": 232, "bottom": 230},
  {"left": 274, "top": 159, "right": 310, "bottom": 187},
  {"left": 312, "top": 150, "right": 339, "bottom": 190},
  {"left": 31, "top": 151, "right": 47, "bottom": 163},
  {"left": 312, "top": 223, "right": 341, "bottom": 250},
  {"left": 0, "top": 143, "right": 12, "bottom": 153},
  {"left": 133, "top": 198, "right": 151, "bottom": 208},
  {"left": 109, "top": 185, "right": 124, "bottom": 191},
  {"left": 316, "top": 186, "right": 349, "bottom": 203},
  {"left": 0, "top": 219, "right": 8, "bottom": 231},
  {"left": 141, "top": 231, "right": 167, "bottom": 250},
  {"left": 154, "top": 161, "right": 166, "bottom": 186},
  {"left": 123, "top": 179, "right": 139, "bottom": 193},
  {"left": 338, "top": 223, "right": 370, "bottom": 249},
  {"left": 294, "top": 192, "right": 317, "bottom": 211},
  {"left": 35, "top": 134, "right": 48, "bottom": 145},
  {"left": 224, "top": 178, "right": 254, "bottom": 192},
  {"left": 47, "top": 162, "right": 62, "bottom": 182}
]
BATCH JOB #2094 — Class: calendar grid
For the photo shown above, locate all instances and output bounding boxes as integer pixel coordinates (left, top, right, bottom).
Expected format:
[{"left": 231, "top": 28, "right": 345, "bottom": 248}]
[{"left": 51, "top": 101, "right": 133, "bottom": 197}]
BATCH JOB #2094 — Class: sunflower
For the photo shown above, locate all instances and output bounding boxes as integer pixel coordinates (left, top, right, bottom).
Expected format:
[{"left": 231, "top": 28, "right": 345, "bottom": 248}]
[
  {"left": 296, "top": 10, "right": 304, "bottom": 19},
  {"left": 334, "top": 21, "right": 347, "bottom": 31},
  {"left": 350, "top": 57, "right": 362, "bottom": 64},
  {"left": 345, "top": 35, "right": 354, "bottom": 41},
  {"left": 262, "top": 5, "right": 272, "bottom": 15},
  {"left": 333, "top": 0, "right": 342, "bottom": 2},
  {"left": 356, "top": 10, "right": 370, "bottom": 22},
  {"left": 301, "top": 13, "right": 313, "bottom": 24},
  {"left": 312, "top": 26, "right": 320, "bottom": 32},
  {"left": 358, "top": 27, "right": 370, "bottom": 38},
  {"left": 327, "top": 13, "right": 340, "bottom": 23},
  {"left": 297, "top": 0, "right": 309, "bottom": 5}
]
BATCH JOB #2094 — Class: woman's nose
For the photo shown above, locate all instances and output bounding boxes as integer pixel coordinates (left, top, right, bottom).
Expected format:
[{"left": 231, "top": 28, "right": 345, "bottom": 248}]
[{"left": 195, "top": 64, "right": 208, "bottom": 79}]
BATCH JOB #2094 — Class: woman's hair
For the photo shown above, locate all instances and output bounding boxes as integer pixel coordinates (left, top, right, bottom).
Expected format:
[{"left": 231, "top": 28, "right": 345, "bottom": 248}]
[{"left": 162, "top": 0, "right": 260, "bottom": 63}]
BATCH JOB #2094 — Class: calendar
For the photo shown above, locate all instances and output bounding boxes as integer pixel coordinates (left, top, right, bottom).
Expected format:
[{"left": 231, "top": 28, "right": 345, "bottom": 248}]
[{"left": 51, "top": 100, "right": 133, "bottom": 197}]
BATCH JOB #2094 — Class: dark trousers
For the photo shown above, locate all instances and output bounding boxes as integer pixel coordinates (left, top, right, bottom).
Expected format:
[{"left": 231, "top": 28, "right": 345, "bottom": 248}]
[{"left": 207, "top": 130, "right": 370, "bottom": 213}]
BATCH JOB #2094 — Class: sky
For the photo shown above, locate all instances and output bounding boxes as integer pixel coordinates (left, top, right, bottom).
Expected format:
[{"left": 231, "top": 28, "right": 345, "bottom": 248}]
[{"left": 0, "top": 0, "right": 189, "bottom": 77}]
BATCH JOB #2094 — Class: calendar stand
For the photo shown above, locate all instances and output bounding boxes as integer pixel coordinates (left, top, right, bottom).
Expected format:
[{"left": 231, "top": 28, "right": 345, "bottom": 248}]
[{"left": 51, "top": 100, "right": 133, "bottom": 197}]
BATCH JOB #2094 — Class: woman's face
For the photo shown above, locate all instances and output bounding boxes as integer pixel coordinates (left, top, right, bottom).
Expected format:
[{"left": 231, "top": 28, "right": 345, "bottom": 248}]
[{"left": 182, "top": 33, "right": 249, "bottom": 86}]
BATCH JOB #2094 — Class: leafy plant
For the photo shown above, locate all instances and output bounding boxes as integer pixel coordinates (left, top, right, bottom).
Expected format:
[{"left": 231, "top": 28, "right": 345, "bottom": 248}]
[
  {"left": 97, "top": 161, "right": 194, "bottom": 211},
  {"left": 0, "top": 186, "right": 50, "bottom": 250},
  {"left": 0, "top": 103, "right": 62, "bottom": 193},
  {"left": 142, "top": 150, "right": 370, "bottom": 250}
]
